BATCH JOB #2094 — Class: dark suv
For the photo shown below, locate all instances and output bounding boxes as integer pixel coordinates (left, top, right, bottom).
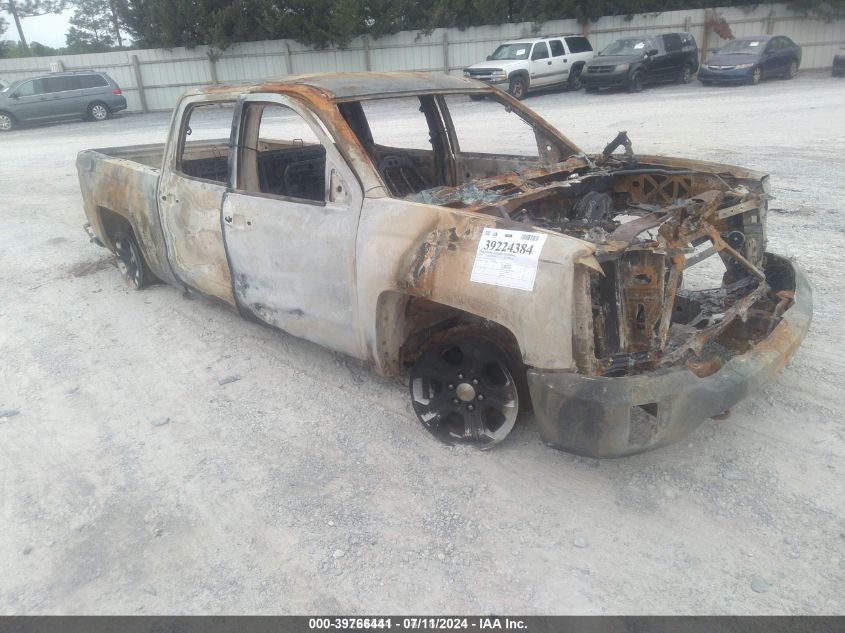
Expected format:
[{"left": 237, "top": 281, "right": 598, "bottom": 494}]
[
  {"left": 582, "top": 32, "right": 699, "bottom": 93},
  {"left": 0, "top": 70, "right": 126, "bottom": 131}
]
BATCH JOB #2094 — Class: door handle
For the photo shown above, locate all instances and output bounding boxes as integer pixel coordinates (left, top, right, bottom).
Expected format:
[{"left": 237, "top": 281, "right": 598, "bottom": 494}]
[
  {"left": 547, "top": 61, "right": 552, "bottom": 65},
  {"left": 224, "top": 216, "right": 233, "bottom": 224}
]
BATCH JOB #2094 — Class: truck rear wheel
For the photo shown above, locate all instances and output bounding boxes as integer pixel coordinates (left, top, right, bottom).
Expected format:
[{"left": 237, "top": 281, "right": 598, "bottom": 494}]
[
  {"left": 114, "top": 231, "right": 151, "bottom": 290},
  {"left": 567, "top": 67, "right": 583, "bottom": 90},
  {"left": 409, "top": 329, "right": 524, "bottom": 449}
]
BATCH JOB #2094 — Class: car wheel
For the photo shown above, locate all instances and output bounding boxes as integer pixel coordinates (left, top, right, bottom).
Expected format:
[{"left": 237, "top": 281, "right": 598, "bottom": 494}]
[
  {"left": 627, "top": 71, "right": 644, "bottom": 93},
  {"left": 750, "top": 66, "right": 762, "bottom": 85},
  {"left": 785, "top": 60, "right": 798, "bottom": 79},
  {"left": 114, "top": 231, "right": 150, "bottom": 290},
  {"left": 409, "top": 330, "right": 524, "bottom": 449},
  {"left": 567, "top": 68, "right": 583, "bottom": 91},
  {"left": 88, "top": 101, "right": 110, "bottom": 121},
  {"left": 677, "top": 63, "right": 693, "bottom": 84},
  {"left": 0, "top": 111, "right": 14, "bottom": 131},
  {"left": 508, "top": 76, "right": 527, "bottom": 100}
]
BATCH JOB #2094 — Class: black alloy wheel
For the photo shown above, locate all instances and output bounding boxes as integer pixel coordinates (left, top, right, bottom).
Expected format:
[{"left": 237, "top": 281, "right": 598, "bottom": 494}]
[
  {"left": 114, "top": 232, "right": 148, "bottom": 290},
  {"left": 410, "top": 335, "right": 520, "bottom": 449}
]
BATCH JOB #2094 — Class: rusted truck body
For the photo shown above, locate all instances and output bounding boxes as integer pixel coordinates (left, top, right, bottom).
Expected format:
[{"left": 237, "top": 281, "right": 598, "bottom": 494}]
[{"left": 77, "top": 72, "right": 811, "bottom": 457}]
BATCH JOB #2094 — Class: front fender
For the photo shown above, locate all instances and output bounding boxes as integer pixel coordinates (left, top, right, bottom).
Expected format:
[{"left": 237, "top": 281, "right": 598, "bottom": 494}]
[{"left": 356, "top": 198, "right": 596, "bottom": 374}]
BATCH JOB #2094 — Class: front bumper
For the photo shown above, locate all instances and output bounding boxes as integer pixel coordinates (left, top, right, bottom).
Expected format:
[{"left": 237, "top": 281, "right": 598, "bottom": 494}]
[
  {"left": 698, "top": 67, "right": 753, "bottom": 83},
  {"left": 581, "top": 69, "right": 631, "bottom": 88},
  {"left": 527, "top": 253, "right": 812, "bottom": 458}
]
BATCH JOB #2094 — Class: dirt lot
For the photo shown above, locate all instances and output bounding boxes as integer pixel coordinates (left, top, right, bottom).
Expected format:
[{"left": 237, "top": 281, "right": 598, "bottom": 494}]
[{"left": 1, "top": 72, "right": 844, "bottom": 615}]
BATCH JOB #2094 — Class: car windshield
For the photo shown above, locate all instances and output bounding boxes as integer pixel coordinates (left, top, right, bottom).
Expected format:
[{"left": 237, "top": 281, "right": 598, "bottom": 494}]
[
  {"left": 600, "top": 38, "right": 652, "bottom": 56},
  {"left": 718, "top": 39, "right": 766, "bottom": 55},
  {"left": 489, "top": 43, "right": 531, "bottom": 60}
]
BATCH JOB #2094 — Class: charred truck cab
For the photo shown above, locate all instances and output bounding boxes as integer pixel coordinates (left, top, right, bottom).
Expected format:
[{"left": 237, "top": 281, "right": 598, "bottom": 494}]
[{"left": 77, "top": 72, "right": 811, "bottom": 458}]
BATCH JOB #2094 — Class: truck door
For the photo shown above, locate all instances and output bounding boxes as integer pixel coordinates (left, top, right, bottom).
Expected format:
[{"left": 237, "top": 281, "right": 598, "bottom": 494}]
[
  {"left": 528, "top": 42, "right": 554, "bottom": 87},
  {"left": 157, "top": 97, "right": 237, "bottom": 304},
  {"left": 221, "top": 95, "right": 364, "bottom": 357},
  {"left": 547, "top": 39, "right": 570, "bottom": 84}
]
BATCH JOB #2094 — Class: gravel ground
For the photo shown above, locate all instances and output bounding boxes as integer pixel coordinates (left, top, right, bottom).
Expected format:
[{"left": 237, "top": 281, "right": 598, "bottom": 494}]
[{"left": 1, "top": 72, "right": 844, "bottom": 615}]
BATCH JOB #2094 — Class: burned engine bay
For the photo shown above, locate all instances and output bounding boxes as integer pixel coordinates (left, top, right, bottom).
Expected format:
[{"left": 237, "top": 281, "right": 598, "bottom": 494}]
[{"left": 409, "top": 133, "right": 796, "bottom": 379}]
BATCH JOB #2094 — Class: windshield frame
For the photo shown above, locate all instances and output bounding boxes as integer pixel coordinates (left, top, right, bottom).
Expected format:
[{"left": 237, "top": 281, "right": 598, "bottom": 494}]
[
  {"left": 600, "top": 37, "right": 655, "bottom": 57},
  {"left": 717, "top": 39, "right": 767, "bottom": 55},
  {"left": 489, "top": 43, "right": 532, "bottom": 61}
]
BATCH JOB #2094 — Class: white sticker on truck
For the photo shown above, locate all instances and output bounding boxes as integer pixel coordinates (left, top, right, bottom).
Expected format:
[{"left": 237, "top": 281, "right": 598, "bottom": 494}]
[{"left": 471, "top": 228, "right": 547, "bottom": 292}]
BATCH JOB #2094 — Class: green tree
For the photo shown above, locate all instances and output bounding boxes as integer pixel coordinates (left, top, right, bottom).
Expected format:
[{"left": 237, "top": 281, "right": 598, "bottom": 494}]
[
  {"left": 66, "top": 0, "right": 126, "bottom": 51},
  {"left": 1, "top": 0, "right": 67, "bottom": 52},
  {"left": 114, "top": 0, "right": 845, "bottom": 51}
]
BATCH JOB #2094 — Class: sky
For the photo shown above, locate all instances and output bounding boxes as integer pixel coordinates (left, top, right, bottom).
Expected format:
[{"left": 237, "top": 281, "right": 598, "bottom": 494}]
[{"left": 3, "top": 8, "right": 73, "bottom": 48}]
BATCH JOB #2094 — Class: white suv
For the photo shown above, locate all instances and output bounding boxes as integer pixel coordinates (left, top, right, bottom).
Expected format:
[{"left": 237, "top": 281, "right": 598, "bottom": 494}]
[{"left": 463, "top": 36, "right": 595, "bottom": 98}]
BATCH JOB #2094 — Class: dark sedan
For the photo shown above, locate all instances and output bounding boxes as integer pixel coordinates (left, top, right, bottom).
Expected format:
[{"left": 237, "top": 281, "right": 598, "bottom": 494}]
[{"left": 699, "top": 35, "right": 801, "bottom": 85}]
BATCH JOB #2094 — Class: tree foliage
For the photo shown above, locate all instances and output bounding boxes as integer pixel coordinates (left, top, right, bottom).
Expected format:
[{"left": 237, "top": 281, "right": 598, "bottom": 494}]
[
  {"left": 1, "top": 0, "right": 844, "bottom": 56},
  {"left": 65, "top": 0, "right": 125, "bottom": 51},
  {"left": 113, "top": 0, "right": 845, "bottom": 50}
]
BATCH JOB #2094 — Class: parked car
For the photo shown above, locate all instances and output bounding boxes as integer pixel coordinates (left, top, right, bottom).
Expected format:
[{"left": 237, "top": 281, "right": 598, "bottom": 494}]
[
  {"left": 0, "top": 70, "right": 126, "bottom": 131},
  {"left": 463, "top": 35, "right": 594, "bottom": 98},
  {"left": 699, "top": 35, "right": 801, "bottom": 85},
  {"left": 582, "top": 32, "right": 699, "bottom": 92},
  {"left": 76, "top": 72, "right": 811, "bottom": 458},
  {"left": 833, "top": 46, "right": 845, "bottom": 77}
]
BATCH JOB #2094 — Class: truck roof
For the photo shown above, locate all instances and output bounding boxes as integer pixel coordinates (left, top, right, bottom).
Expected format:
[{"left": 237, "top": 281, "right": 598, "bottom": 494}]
[{"left": 194, "top": 71, "right": 487, "bottom": 102}]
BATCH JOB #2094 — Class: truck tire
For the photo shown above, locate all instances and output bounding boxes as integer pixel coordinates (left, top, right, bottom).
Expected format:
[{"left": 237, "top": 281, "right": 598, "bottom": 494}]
[
  {"left": 508, "top": 75, "right": 527, "bottom": 99},
  {"left": 677, "top": 63, "right": 693, "bottom": 84},
  {"left": 114, "top": 230, "right": 152, "bottom": 290},
  {"left": 627, "top": 71, "right": 644, "bottom": 93},
  {"left": 567, "top": 66, "right": 584, "bottom": 90},
  {"left": 88, "top": 101, "right": 110, "bottom": 122},
  {"left": 0, "top": 111, "right": 14, "bottom": 131},
  {"left": 409, "top": 325, "right": 526, "bottom": 449}
]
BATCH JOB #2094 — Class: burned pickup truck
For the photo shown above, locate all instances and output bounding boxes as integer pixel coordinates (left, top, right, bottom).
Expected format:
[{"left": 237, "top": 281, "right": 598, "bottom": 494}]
[{"left": 77, "top": 72, "right": 811, "bottom": 457}]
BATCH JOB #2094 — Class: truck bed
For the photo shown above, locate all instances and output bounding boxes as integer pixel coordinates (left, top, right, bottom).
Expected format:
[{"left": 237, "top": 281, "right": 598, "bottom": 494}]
[{"left": 77, "top": 143, "right": 177, "bottom": 286}]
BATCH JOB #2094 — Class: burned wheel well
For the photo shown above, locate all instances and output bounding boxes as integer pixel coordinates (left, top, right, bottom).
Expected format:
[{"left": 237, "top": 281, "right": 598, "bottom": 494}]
[
  {"left": 375, "top": 291, "right": 523, "bottom": 376},
  {"left": 97, "top": 206, "right": 135, "bottom": 249}
]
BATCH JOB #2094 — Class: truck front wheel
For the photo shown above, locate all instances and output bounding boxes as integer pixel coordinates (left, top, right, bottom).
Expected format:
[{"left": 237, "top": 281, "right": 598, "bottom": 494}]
[
  {"left": 409, "top": 329, "right": 524, "bottom": 449},
  {"left": 114, "top": 231, "right": 151, "bottom": 290},
  {"left": 508, "top": 76, "right": 527, "bottom": 99}
]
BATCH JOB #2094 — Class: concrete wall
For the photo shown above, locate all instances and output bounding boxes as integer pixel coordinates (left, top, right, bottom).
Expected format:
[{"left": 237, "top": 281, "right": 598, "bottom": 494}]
[{"left": 0, "top": 2, "right": 842, "bottom": 112}]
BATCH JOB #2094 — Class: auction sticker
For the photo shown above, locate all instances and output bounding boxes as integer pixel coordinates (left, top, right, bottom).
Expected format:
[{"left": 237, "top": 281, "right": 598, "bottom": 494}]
[{"left": 470, "top": 228, "right": 547, "bottom": 292}]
